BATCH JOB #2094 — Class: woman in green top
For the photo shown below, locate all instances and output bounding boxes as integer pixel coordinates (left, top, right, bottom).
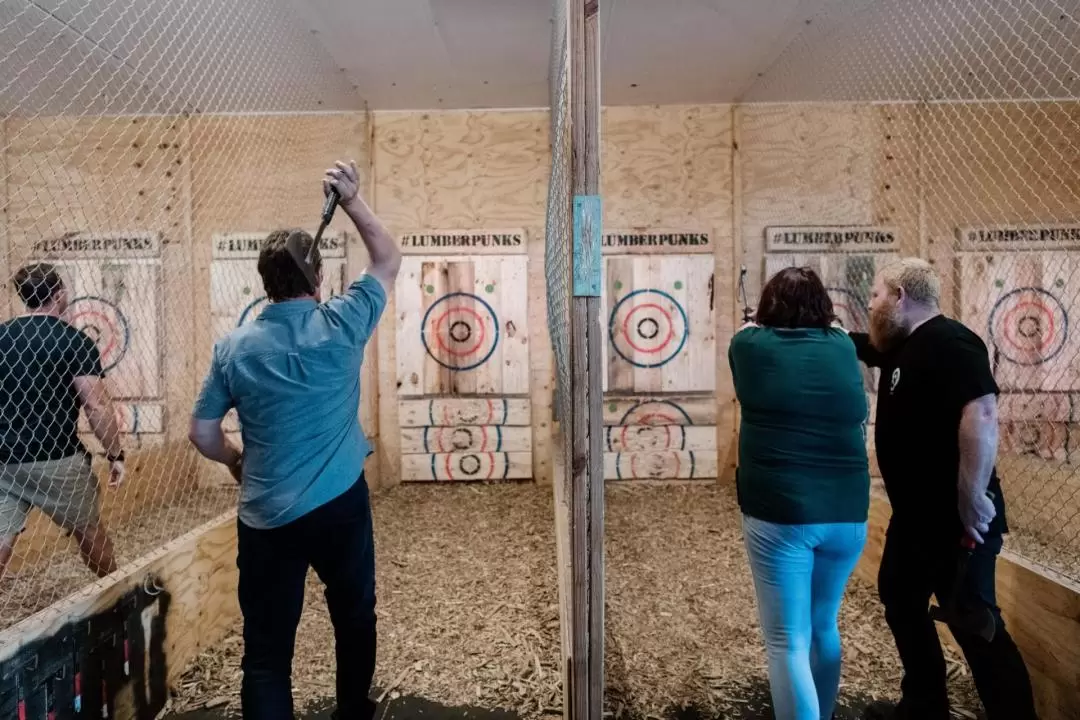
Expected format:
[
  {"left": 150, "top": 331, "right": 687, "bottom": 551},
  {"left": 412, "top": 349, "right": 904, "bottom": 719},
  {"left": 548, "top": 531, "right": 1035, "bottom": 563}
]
[{"left": 728, "top": 266, "right": 870, "bottom": 720}]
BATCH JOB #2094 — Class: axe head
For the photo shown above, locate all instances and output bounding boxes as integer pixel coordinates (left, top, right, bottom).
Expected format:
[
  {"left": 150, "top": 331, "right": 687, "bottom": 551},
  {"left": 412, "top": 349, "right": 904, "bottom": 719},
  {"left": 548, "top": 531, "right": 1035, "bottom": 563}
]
[
  {"left": 285, "top": 230, "right": 320, "bottom": 296},
  {"left": 929, "top": 603, "right": 997, "bottom": 643}
]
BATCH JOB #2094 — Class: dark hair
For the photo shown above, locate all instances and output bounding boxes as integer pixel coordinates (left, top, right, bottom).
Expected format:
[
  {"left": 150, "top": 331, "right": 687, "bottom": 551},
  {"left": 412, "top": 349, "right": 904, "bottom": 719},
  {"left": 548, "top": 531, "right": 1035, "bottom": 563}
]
[
  {"left": 13, "top": 263, "right": 64, "bottom": 309},
  {"left": 257, "top": 229, "right": 322, "bottom": 302},
  {"left": 755, "top": 266, "right": 836, "bottom": 329}
]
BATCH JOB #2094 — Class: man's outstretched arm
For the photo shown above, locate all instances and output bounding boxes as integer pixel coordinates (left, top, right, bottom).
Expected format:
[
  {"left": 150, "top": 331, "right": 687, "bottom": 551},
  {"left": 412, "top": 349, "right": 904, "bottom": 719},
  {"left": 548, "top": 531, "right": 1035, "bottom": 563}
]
[{"left": 326, "top": 160, "right": 401, "bottom": 294}]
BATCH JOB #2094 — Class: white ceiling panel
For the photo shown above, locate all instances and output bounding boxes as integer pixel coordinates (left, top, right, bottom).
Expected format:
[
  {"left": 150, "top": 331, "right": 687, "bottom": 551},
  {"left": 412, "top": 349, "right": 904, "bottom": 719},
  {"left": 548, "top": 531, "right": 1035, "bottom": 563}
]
[{"left": 3, "top": 0, "right": 1078, "bottom": 116}]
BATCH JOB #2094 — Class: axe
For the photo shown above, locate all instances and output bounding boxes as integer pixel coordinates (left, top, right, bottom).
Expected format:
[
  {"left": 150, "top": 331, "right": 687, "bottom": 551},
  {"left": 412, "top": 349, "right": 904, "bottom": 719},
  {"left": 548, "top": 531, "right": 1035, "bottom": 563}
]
[
  {"left": 929, "top": 534, "right": 997, "bottom": 642},
  {"left": 286, "top": 188, "right": 340, "bottom": 295}
]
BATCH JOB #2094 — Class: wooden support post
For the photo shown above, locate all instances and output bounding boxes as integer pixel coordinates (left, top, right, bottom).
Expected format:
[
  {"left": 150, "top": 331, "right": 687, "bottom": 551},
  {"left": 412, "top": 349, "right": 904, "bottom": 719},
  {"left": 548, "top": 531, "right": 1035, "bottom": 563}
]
[{"left": 569, "top": 0, "right": 603, "bottom": 718}]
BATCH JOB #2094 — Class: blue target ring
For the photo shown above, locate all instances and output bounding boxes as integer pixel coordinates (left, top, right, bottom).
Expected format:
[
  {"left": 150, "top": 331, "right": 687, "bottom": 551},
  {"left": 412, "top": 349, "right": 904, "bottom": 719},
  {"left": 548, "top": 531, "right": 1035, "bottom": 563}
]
[
  {"left": 237, "top": 296, "right": 268, "bottom": 327},
  {"left": 67, "top": 296, "right": 131, "bottom": 372},
  {"left": 421, "top": 292, "right": 501, "bottom": 372},
  {"left": 608, "top": 288, "right": 689, "bottom": 369}
]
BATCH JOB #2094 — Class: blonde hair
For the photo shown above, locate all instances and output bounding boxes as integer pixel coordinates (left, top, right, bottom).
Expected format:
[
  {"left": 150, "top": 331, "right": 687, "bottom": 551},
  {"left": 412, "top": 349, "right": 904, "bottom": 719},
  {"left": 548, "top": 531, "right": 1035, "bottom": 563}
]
[{"left": 879, "top": 257, "right": 941, "bottom": 307}]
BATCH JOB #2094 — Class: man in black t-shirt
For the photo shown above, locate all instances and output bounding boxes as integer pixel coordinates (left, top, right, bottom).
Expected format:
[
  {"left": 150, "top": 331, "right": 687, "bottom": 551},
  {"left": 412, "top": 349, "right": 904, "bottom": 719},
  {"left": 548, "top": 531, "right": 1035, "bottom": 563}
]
[
  {"left": 0, "top": 263, "right": 127, "bottom": 580},
  {"left": 846, "top": 258, "right": 1037, "bottom": 720}
]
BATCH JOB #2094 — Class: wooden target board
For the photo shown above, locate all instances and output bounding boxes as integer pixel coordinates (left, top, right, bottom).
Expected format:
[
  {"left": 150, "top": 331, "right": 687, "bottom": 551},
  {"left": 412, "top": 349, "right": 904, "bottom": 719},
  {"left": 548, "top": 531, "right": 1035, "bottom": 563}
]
[
  {"left": 958, "top": 252, "right": 1080, "bottom": 392},
  {"left": 210, "top": 232, "right": 347, "bottom": 436},
  {"left": 996, "top": 392, "right": 1079, "bottom": 463},
  {"left": 395, "top": 254, "right": 532, "bottom": 482},
  {"left": 601, "top": 396, "right": 718, "bottom": 480},
  {"left": 31, "top": 233, "right": 165, "bottom": 439},
  {"left": 600, "top": 255, "right": 715, "bottom": 393},
  {"left": 598, "top": 248, "right": 717, "bottom": 481}
]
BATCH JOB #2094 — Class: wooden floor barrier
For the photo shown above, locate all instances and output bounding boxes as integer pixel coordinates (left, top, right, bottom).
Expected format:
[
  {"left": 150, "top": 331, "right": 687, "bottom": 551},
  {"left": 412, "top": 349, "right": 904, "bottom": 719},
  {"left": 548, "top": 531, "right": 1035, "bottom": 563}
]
[
  {"left": 854, "top": 489, "right": 1080, "bottom": 720},
  {"left": 0, "top": 511, "right": 239, "bottom": 720}
]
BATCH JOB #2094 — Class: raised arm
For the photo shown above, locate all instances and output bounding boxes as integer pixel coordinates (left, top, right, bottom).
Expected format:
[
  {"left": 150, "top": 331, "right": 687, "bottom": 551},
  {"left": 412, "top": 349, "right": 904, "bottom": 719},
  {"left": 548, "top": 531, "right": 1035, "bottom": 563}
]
[{"left": 324, "top": 160, "right": 401, "bottom": 295}]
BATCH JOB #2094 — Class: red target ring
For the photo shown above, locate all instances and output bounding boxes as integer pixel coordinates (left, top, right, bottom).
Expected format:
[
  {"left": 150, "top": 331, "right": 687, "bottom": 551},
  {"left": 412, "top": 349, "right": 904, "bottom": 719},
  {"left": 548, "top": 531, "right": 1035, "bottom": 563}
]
[
  {"left": 66, "top": 296, "right": 131, "bottom": 372},
  {"left": 608, "top": 289, "right": 689, "bottom": 369},
  {"left": 432, "top": 306, "right": 486, "bottom": 357},
  {"left": 621, "top": 303, "right": 676, "bottom": 354}
]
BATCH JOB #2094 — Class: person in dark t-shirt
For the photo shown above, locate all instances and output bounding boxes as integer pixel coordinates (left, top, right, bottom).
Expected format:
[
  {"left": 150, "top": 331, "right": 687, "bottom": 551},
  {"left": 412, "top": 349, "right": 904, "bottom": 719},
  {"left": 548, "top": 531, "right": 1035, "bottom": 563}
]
[
  {"left": 847, "top": 258, "right": 1037, "bottom": 720},
  {"left": 0, "top": 263, "right": 126, "bottom": 581}
]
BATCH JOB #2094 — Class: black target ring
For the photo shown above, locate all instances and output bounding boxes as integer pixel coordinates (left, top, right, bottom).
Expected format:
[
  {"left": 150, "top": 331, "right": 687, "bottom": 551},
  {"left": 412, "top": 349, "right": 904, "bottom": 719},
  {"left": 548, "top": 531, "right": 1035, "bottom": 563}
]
[
  {"left": 449, "top": 320, "right": 472, "bottom": 344},
  {"left": 637, "top": 317, "right": 660, "bottom": 340},
  {"left": 459, "top": 454, "right": 482, "bottom": 476}
]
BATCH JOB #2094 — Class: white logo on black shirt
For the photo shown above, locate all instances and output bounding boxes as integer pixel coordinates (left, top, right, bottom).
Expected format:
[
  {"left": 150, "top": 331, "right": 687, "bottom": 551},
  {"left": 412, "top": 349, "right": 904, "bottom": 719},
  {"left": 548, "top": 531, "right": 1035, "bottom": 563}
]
[{"left": 890, "top": 367, "right": 901, "bottom": 394}]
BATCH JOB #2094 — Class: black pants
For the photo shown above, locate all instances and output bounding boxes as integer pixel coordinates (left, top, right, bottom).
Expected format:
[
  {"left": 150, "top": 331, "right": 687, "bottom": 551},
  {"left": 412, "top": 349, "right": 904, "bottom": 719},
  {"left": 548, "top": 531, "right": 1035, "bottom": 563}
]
[
  {"left": 237, "top": 476, "right": 377, "bottom": 720},
  {"left": 877, "top": 518, "right": 1037, "bottom": 720}
]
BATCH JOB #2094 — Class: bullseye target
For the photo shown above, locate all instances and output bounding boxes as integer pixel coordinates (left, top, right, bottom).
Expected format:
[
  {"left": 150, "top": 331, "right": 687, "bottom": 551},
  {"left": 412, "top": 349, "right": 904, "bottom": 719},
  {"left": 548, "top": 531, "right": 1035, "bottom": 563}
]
[
  {"left": 1002, "top": 421, "right": 1070, "bottom": 459},
  {"left": 608, "top": 289, "right": 689, "bottom": 368},
  {"left": 66, "top": 296, "right": 131, "bottom": 372},
  {"left": 826, "top": 287, "right": 870, "bottom": 332},
  {"left": 606, "top": 425, "right": 687, "bottom": 452},
  {"left": 989, "top": 288, "right": 1068, "bottom": 366},
  {"left": 237, "top": 296, "right": 268, "bottom": 327},
  {"left": 612, "top": 451, "right": 697, "bottom": 480},
  {"left": 430, "top": 452, "right": 511, "bottom": 481},
  {"left": 423, "top": 426, "right": 503, "bottom": 453},
  {"left": 619, "top": 399, "right": 694, "bottom": 426},
  {"left": 421, "top": 292, "right": 500, "bottom": 372}
]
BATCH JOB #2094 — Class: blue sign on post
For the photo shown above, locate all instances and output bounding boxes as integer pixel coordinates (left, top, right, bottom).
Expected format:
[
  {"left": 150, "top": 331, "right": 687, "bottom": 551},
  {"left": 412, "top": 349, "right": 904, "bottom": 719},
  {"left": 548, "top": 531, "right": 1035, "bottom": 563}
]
[{"left": 573, "top": 195, "right": 602, "bottom": 297}]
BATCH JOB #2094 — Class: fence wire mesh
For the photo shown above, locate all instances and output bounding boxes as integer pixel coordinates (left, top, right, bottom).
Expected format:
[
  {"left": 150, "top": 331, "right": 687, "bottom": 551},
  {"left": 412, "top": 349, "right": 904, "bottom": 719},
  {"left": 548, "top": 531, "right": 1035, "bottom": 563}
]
[
  {"left": 546, "top": 0, "right": 572, "bottom": 445},
  {"left": 0, "top": 0, "right": 361, "bottom": 630},
  {"left": 745, "top": 0, "right": 1080, "bottom": 582}
]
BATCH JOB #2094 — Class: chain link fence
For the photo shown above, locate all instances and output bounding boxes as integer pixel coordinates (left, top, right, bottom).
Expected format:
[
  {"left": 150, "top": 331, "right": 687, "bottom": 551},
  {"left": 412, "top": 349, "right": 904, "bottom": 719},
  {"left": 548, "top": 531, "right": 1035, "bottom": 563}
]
[
  {"left": 0, "top": 0, "right": 362, "bottom": 629},
  {"left": 745, "top": 0, "right": 1080, "bottom": 582}
]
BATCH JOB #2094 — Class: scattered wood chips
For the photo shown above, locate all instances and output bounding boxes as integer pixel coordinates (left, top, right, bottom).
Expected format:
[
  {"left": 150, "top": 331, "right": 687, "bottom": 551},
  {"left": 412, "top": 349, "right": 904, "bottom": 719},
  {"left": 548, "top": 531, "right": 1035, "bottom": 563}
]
[{"left": 171, "top": 482, "right": 989, "bottom": 719}]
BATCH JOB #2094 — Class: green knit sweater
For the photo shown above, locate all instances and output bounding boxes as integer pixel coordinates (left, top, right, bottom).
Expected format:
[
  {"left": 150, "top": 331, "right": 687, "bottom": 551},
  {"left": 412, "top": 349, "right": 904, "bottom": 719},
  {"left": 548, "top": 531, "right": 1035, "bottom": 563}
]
[{"left": 728, "top": 326, "right": 870, "bottom": 525}]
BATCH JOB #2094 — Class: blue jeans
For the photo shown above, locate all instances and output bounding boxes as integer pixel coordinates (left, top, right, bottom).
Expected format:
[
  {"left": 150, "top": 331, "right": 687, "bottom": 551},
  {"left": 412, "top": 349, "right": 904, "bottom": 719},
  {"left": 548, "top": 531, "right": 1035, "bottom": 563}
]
[{"left": 742, "top": 514, "right": 867, "bottom": 720}]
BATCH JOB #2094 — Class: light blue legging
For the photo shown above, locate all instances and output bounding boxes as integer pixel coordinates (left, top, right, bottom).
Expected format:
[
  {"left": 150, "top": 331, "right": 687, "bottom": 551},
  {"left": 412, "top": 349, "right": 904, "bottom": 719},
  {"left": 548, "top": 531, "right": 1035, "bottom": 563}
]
[{"left": 742, "top": 514, "right": 868, "bottom": 720}]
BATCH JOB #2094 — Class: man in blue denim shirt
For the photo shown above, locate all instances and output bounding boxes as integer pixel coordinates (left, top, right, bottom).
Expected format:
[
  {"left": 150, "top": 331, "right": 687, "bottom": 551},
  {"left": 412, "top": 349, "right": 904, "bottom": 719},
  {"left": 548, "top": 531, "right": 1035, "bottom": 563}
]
[{"left": 189, "top": 160, "right": 400, "bottom": 720}]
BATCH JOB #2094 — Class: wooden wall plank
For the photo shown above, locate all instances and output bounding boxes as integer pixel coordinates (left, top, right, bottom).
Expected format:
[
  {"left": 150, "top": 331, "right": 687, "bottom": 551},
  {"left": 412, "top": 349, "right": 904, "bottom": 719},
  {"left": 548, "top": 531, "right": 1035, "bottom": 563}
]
[
  {"left": 400, "top": 425, "right": 531, "bottom": 454},
  {"left": 398, "top": 398, "right": 531, "bottom": 427},
  {"left": 603, "top": 425, "right": 716, "bottom": 452},
  {"left": 604, "top": 450, "right": 718, "bottom": 481},
  {"left": 602, "top": 396, "right": 718, "bottom": 426},
  {"left": 400, "top": 452, "right": 532, "bottom": 481}
]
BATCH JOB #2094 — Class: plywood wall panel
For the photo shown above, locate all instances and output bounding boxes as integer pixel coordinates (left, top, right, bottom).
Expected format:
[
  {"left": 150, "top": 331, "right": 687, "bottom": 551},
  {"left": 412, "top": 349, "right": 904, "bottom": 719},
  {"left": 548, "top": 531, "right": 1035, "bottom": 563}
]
[
  {"left": 5, "top": 116, "right": 190, "bottom": 446},
  {"left": 923, "top": 103, "right": 1080, "bottom": 315},
  {"left": 373, "top": 110, "right": 550, "bottom": 484},
  {"left": 739, "top": 103, "right": 921, "bottom": 299},
  {"left": 602, "top": 106, "right": 735, "bottom": 475}
]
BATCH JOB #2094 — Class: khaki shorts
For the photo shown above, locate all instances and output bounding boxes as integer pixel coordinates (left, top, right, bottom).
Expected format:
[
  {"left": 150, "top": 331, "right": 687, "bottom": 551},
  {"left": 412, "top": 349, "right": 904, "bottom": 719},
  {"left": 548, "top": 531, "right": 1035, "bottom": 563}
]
[{"left": 0, "top": 454, "right": 101, "bottom": 538}]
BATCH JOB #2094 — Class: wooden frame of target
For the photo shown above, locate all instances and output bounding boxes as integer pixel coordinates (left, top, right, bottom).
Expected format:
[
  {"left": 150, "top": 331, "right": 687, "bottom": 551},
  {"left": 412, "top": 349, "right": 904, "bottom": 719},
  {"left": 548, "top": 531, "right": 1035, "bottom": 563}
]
[
  {"left": 957, "top": 246, "right": 1080, "bottom": 463},
  {"left": 763, "top": 230, "right": 899, "bottom": 472},
  {"left": 31, "top": 232, "right": 165, "bottom": 439},
  {"left": 599, "top": 230, "right": 718, "bottom": 481},
  {"left": 394, "top": 230, "right": 531, "bottom": 483},
  {"left": 210, "top": 230, "right": 348, "bottom": 436}
]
